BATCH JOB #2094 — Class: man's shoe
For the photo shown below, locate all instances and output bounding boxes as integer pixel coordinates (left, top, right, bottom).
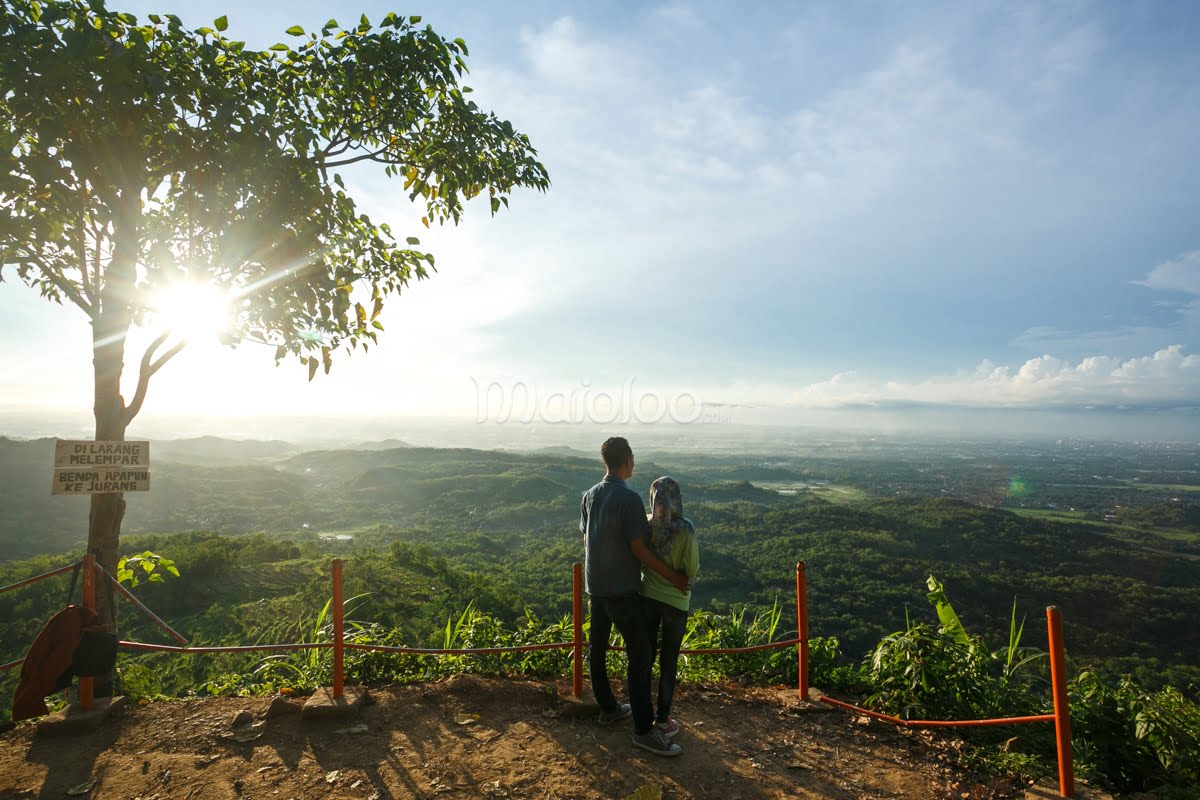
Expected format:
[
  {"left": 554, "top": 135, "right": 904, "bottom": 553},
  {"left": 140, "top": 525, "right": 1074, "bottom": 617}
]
[
  {"left": 632, "top": 729, "right": 682, "bottom": 757},
  {"left": 597, "top": 703, "right": 631, "bottom": 725},
  {"left": 654, "top": 718, "right": 680, "bottom": 738}
]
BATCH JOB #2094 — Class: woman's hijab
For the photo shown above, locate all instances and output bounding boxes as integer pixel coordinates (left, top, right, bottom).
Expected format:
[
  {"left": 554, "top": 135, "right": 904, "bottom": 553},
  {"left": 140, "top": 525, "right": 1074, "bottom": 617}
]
[{"left": 648, "top": 476, "right": 694, "bottom": 559}]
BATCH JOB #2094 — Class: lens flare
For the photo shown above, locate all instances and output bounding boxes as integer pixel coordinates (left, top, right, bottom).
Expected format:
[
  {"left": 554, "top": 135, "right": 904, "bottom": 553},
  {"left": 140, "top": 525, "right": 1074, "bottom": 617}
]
[{"left": 149, "top": 284, "right": 231, "bottom": 343}]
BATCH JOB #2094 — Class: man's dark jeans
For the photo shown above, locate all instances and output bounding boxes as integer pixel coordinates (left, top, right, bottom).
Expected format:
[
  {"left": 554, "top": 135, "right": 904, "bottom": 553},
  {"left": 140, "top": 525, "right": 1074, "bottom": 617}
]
[
  {"left": 588, "top": 595, "right": 654, "bottom": 735},
  {"left": 647, "top": 598, "right": 688, "bottom": 723}
]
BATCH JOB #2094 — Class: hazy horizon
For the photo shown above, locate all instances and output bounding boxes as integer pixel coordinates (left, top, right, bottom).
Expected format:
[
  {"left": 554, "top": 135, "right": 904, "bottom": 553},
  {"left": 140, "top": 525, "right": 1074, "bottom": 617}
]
[{"left": 2, "top": 407, "right": 1196, "bottom": 450}]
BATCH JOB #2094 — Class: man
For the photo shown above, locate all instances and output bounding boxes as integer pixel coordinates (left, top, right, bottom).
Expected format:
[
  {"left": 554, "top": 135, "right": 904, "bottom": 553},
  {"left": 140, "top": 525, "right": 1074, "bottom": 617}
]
[{"left": 582, "top": 436, "right": 688, "bottom": 756}]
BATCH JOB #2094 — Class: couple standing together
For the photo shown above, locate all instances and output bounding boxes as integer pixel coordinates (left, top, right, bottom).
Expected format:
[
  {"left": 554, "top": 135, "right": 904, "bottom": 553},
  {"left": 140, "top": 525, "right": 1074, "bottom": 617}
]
[{"left": 581, "top": 437, "right": 700, "bottom": 757}]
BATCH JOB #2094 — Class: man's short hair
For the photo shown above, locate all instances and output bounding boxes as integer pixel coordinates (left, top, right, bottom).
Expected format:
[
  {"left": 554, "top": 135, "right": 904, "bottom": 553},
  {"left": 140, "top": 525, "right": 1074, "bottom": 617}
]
[{"left": 601, "top": 437, "right": 633, "bottom": 471}]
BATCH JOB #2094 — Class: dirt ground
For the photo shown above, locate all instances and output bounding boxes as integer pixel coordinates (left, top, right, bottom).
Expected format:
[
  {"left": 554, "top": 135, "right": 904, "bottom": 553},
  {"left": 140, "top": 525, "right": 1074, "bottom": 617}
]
[{"left": 0, "top": 675, "right": 1113, "bottom": 800}]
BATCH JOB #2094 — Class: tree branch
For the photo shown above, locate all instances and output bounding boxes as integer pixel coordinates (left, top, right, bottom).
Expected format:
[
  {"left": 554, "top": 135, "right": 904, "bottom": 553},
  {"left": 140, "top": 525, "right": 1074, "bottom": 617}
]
[
  {"left": 77, "top": 212, "right": 96, "bottom": 304},
  {"left": 324, "top": 144, "right": 393, "bottom": 168},
  {"left": 123, "top": 333, "right": 186, "bottom": 425},
  {"left": 321, "top": 137, "right": 353, "bottom": 158},
  {"left": 90, "top": 222, "right": 104, "bottom": 300},
  {"left": 150, "top": 342, "right": 187, "bottom": 375},
  {"left": 31, "top": 258, "right": 95, "bottom": 317}
]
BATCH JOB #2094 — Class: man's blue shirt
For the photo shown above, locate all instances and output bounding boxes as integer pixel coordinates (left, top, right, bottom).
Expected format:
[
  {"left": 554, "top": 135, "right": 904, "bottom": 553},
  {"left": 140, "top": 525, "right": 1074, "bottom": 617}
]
[{"left": 581, "top": 475, "right": 650, "bottom": 598}]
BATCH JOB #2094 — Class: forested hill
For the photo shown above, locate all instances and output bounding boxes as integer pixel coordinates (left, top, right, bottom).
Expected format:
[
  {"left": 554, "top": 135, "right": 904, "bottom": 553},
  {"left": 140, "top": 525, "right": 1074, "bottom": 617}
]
[
  {"left": 2, "top": 435, "right": 1198, "bottom": 687},
  {"left": 1, "top": 437, "right": 793, "bottom": 558}
]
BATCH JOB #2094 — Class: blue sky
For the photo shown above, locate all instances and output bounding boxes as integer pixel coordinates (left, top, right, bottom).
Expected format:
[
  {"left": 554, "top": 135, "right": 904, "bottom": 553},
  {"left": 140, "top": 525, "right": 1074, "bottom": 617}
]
[{"left": 2, "top": 1, "right": 1198, "bottom": 434}]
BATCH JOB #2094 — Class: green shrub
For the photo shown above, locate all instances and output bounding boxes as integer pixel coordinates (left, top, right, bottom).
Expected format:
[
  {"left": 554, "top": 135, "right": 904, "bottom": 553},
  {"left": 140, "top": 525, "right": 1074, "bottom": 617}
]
[
  {"left": 1070, "top": 671, "right": 1200, "bottom": 795},
  {"left": 856, "top": 577, "right": 1200, "bottom": 798},
  {"left": 863, "top": 623, "right": 1002, "bottom": 720}
]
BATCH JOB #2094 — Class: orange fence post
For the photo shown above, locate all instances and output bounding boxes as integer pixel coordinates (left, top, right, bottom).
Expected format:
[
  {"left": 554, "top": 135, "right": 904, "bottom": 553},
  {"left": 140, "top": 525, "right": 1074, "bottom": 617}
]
[
  {"left": 80, "top": 555, "right": 95, "bottom": 710},
  {"left": 796, "top": 561, "right": 809, "bottom": 699},
  {"left": 572, "top": 562, "right": 584, "bottom": 699},
  {"left": 1047, "top": 606, "right": 1075, "bottom": 798},
  {"left": 332, "top": 559, "right": 344, "bottom": 700}
]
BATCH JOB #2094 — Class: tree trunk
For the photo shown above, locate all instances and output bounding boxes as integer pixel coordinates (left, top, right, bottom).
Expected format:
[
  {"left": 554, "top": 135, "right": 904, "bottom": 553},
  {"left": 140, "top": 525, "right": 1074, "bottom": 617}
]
[
  {"left": 87, "top": 357, "right": 125, "bottom": 638},
  {"left": 87, "top": 186, "right": 139, "bottom": 637},
  {"left": 86, "top": 303, "right": 130, "bottom": 699},
  {"left": 88, "top": 305, "right": 129, "bottom": 637}
]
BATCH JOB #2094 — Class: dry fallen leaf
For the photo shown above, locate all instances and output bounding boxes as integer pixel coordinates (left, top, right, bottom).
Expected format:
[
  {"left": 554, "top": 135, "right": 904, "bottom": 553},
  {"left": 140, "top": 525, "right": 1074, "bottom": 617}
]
[
  {"left": 454, "top": 713, "right": 480, "bottom": 725},
  {"left": 66, "top": 780, "right": 97, "bottom": 796},
  {"left": 325, "top": 770, "right": 341, "bottom": 784},
  {"left": 624, "top": 784, "right": 663, "bottom": 800}
]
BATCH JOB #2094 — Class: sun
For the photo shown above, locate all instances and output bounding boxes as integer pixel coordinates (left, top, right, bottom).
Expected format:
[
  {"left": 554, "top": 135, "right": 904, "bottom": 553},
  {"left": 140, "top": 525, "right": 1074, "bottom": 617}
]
[{"left": 148, "top": 283, "right": 232, "bottom": 343}]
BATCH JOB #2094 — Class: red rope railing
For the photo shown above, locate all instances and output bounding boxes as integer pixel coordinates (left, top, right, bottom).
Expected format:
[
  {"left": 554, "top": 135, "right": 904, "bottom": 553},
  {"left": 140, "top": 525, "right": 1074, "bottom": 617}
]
[
  {"left": 0, "top": 562, "right": 77, "bottom": 596},
  {"left": 603, "top": 638, "right": 801, "bottom": 655},
  {"left": 346, "top": 641, "right": 572, "bottom": 656},
  {"left": 815, "top": 695, "right": 1056, "bottom": 727},
  {"left": 2, "top": 555, "right": 1075, "bottom": 798},
  {"left": 118, "top": 641, "right": 331, "bottom": 655},
  {"left": 95, "top": 563, "right": 189, "bottom": 646}
]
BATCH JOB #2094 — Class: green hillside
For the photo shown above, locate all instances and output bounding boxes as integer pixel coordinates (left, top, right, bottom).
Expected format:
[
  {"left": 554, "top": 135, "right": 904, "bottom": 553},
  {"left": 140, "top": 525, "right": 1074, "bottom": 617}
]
[
  {"left": 3, "top": 437, "right": 1200, "bottom": 795},
  {"left": 4, "top": 438, "right": 1198, "bottom": 668}
]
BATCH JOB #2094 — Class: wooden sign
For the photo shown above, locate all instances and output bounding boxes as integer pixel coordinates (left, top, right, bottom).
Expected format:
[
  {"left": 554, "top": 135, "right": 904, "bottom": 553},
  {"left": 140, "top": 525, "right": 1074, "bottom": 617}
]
[
  {"left": 51, "top": 440, "right": 151, "bottom": 494},
  {"left": 54, "top": 440, "right": 150, "bottom": 468},
  {"left": 52, "top": 468, "right": 151, "bottom": 495}
]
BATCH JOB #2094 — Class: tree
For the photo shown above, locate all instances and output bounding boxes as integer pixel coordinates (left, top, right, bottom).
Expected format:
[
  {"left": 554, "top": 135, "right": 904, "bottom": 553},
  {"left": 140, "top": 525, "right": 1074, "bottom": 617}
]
[{"left": 0, "top": 1, "right": 549, "bottom": 631}]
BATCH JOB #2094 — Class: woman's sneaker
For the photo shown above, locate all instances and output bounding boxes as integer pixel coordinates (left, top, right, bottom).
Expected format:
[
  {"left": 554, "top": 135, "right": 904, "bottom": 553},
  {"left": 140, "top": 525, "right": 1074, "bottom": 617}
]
[
  {"left": 597, "top": 703, "right": 631, "bottom": 725},
  {"left": 632, "top": 728, "right": 682, "bottom": 757},
  {"left": 654, "top": 718, "right": 680, "bottom": 738}
]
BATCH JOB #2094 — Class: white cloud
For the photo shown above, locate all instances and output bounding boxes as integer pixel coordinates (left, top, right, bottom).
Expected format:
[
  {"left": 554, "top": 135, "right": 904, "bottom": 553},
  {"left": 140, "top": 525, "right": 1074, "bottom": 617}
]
[
  {"left": 997, "top": 6, "right": 1106, "bottom": 96},
  {"left": 1010, "top": 324, "right": 1174, "bottom": 353},
  {"left": 1013, "top": 250, "right": 1200, "bottom": 355},
  {"left": 784, "top": 345, "right": 1200, "bottom": 410},
  {"left": 781, "top": 34, "right": 1039, "bottom": 206},
  {"left": 1135, "top": 250, "right": 1200, "bottom": 295}
]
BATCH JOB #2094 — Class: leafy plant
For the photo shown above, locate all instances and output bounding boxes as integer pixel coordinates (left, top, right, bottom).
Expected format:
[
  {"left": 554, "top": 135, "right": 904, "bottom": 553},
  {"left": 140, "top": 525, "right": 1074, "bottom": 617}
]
[
  {"left": 252, "top": 592, "right": 371, "bottom": 691},
  {"left": 860, "top": 576, "right": 1200, "bottom": 797},
  {"left": 863, "top": 621, "right": 999, "bottom": 720},
  {"left": 925, "top": 575, "right": 970, "bottom": 646},
  {"left": 864, "top": 576, "right": 1050, "bottom": 720},
  {"left": 116, "top": 551, "right": 180, "bottom": 588},
  {"left": 1070, "top": 670, "right": 1200, "bottom": 794},
  {"left": 994, "top": 599, "right": 1047, "bottom": 690}
]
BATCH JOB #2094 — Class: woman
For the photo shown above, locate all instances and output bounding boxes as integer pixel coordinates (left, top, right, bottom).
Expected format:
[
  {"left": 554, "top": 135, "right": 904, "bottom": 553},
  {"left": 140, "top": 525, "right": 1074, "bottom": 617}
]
[{"left": 641, "top": 475, "right": 700, "bottom": 738}]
